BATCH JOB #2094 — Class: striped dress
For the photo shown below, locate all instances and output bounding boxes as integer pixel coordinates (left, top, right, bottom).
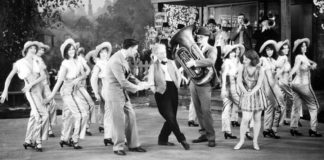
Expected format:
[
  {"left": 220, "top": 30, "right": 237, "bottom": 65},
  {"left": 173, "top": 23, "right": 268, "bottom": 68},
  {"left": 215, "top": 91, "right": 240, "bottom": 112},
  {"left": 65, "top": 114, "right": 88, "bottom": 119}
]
[{"left": 239, "top": 66, "right": 267, "bottom": 112}]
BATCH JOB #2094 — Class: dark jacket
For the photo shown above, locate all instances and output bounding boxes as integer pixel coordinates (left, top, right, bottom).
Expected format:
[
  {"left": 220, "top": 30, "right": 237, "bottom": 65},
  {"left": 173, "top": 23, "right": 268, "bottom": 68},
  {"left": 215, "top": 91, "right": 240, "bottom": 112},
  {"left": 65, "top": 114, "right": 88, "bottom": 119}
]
[{"left": 230, "top": 25, "right": 253, "bottom": 50}]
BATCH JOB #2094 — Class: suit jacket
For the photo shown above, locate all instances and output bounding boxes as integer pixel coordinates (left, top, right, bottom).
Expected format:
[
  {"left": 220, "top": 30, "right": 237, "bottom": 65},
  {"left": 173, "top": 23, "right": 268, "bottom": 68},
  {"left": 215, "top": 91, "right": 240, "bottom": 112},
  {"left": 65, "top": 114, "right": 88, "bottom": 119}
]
[
  {"left": 230, "top": 25, "right": 253, "bottom": 50},
  {"left": 148, "top": 60, "right": 181, "bottom": 94},
  {"left": 194, "top": 44, "right": 219, "bottom": 87},
  {"left": 105, "top": 50, "right": 140, "bottom": 103}
]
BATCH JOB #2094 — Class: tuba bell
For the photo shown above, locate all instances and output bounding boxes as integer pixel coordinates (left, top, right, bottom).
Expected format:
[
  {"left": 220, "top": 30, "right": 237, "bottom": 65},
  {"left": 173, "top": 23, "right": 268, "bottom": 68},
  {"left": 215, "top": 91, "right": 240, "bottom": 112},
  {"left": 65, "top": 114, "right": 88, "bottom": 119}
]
[{"left": 170, "top": 25, "right": 214, "bottom": 85}]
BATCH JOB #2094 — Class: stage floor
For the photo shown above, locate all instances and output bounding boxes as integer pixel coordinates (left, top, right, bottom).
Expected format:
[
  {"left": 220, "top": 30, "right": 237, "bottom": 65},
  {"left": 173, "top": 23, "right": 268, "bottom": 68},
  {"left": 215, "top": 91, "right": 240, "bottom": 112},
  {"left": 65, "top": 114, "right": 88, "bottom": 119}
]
[{"left": 0, "top": 106, "right": 323, "bottom": 160}]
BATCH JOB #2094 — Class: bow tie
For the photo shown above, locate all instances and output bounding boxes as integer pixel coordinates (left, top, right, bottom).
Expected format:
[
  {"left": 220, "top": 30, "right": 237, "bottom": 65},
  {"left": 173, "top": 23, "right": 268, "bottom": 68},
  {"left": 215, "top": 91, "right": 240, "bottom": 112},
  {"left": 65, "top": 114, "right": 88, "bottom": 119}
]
[{"left": 160, "top": 61, "right": 167, "bottom": 65}]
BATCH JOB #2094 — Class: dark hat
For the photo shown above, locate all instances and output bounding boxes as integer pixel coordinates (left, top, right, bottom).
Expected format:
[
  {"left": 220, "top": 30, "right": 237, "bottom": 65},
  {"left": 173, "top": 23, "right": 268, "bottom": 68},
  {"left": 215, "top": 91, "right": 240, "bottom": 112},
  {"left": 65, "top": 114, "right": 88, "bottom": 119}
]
[
  {"left": 207, "top": 19, "right": 216, "bottom": 25},
  {"left": 177, "top": 24, "right": 185, "bottom": 29},
  {"left": 196, "top": 27, "right": 211, "bottom": 36}
]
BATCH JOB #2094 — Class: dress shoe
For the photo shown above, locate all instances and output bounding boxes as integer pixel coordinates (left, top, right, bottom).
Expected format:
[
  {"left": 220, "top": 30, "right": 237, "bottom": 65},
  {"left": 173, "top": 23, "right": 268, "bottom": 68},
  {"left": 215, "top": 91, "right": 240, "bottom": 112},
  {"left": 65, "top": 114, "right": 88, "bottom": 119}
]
[
  {"left": 192, "top": 135, "right": 208, "bottom": 143},
  {"left": 269, "top": 130, "right": 281, "bottom": 139},
  {"left": 224, "top": 132, "right": 237, "bottom": 139},
  {"left": 72, "top": 142, "right": 82, "bottom": 149},
  {"left": 59, "top": 140, "right": 72, "bottom": 148},
  {"left": 86, "top": 131, "right": 92, "bottom": 136},
  {"left": 290, "top": 129, "right": 303, "bottom": 136},
  {"left": 129, "top": 146, "right": 146, "bottom": 152},
  {"left": 188, "top": 120, "right": 199, "bottom": 127},
  {"left": 208, "top": 140, "right": 216, "bottom": 147},
  {"left": 180, "top": 141, "right": 190, "bottom": 150},
  {"left": 48, "top": 133, "right": 55, "bottom": 137},
  {"left": 104, "top": 138, "right": 114, "bottom": 146},
  {"left": 263, "top": 130, "right": 272, "bottom": 138},
  {"left": 309, "top": 129, "right": 322, "bottom": 137},
  {"left": 99, "top": 127, "right": 104, "bottom": 133},
  {"left": 158, "top": 141, "right": 175, "bottom": 146},
  {"left": 23, "top": 142, "right": 34, "bottom": 150},
  {"left": 114, "top": 150, "right": 126, "bottom": 156},
  {"left": 245, "top": 132, "right": 253, "bottom": 140}
]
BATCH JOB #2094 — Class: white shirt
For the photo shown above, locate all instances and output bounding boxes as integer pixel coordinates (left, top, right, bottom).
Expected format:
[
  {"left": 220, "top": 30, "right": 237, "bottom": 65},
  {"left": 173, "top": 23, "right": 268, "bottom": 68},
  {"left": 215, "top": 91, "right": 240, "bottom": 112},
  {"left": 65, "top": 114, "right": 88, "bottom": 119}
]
[
  {"left": 96, "top": 59, "right": 107, "bottom": 78},
  {"left": 159, "top": 61, "right": 172, "bottom": 81},
  {"left": 15, "top": 58, "right": 41, "bottom": 80},
  {"left": 61, "top": 59, "right": 83, "bottom": 80}
]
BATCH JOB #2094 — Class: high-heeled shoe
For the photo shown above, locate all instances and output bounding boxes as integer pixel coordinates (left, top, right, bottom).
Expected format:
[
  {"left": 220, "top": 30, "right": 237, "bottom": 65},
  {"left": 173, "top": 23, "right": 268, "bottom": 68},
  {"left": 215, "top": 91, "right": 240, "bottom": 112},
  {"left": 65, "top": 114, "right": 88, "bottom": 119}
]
[
  {"left": 253, "top": 142, "right": 260, "bottom": 151},
  {"left": 290, "top": 129, "right": 303, "bottom": 136},
  {"left": 104, "top": 138, "right": 114, "bottom": 146},
  {"left": 224, "top": 132, "right": 237, "bottom": 139},
  {"left": 35, "top": 143, "right": 43, "bottom": 152},
  {"left": 269, "top": 130, "right": 281, "bottom": 139},
  {"left": 234, "top": 142, "right": 244, "bottom": 150},
  {"left": 245, "top": 132, "right": 253, "bottom": 140},
  {"left": 231, "top": 121, "right": 240, "bottom": 127},
  {"left": 309, "top": 129, "right": 322, "bottom": 137},
  {"left": 188, "top": 120, "right": 199, "bottom": 127},
  {"left": 59, "top": 140, "right": 72, "bottom": 148},
  {"left": 263, "top": 130, "right": 271, "bottom": 138},
  {"left": 23, "top": 142, "right": 34, "bottom": 150},
  {"left": 72, "top": 142, "right": 83, "bottom": 149},
  {"left": 99, "top": 127, "right": 104, "bottom": 133}
]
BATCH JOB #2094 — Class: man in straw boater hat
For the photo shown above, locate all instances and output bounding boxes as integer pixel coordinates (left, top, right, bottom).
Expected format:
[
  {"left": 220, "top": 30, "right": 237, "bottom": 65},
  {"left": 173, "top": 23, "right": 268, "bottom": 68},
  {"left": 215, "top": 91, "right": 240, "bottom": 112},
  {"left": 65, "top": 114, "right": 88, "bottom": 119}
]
[
  {"left": 220, "top": 44, "right": 245, "bottom": 140},
  {"left": 89, "top": 42, "right": 114, "bottom": 146},
  {"left": 33, "top": 41, "right": 58, "bottom": 138},
  {"left": 106, "top": 39, "right": 150, "bottom": 156},
  {"left": 185, "top": 26, "right": 218, "bottom": 147},
  {"left": 288, "top": 38, "right": 322, "bottom": 137},
  {"left": 259, "top": 40, "right": 285, "bottom": 139},
  {"left": 1, "top": 41, "right": 49, "bottom": 152}
]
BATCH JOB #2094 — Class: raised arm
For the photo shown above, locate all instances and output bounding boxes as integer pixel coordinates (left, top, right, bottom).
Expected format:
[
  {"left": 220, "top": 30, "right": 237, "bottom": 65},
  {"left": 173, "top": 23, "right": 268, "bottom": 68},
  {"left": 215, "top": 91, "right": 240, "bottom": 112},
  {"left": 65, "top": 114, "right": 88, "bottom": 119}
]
[{"left": 0, "top": 64, "right": 18, "bottom": 103}]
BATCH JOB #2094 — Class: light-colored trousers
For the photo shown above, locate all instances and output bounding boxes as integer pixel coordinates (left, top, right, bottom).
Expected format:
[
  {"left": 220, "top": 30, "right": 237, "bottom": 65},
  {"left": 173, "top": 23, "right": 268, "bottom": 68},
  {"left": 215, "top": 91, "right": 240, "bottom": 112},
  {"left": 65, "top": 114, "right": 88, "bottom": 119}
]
[
  {"left": 290, "top": 83, "right": 319, "bottom": 131},
  {"left": 100, "top": 89, "right": 112, "bottom": 139},
  {"left": 189, "top": 82, "right": 215, "bottom": 141},
  {"left": 278, "top": 82, "right": 294, "bottom": 124},
  {"left": 42, "top": 83, "right": 57, "bottom": 128},
  {"left": 222, "top": 76, "right": 240, "bottom": 133},
  {"left": 263, "top": 74, "right": 286, "bottom": 132},
  {"left": 25, "top": 85, "right": 49, "bottom": 144},
  {"left": 77, "top": 86, "right": 96, "bottom": 129},
  {"left": 109, "top": 99, "right": 140, "bottom": 151},
  {"left": 60, "top": 83, "right": 89, "bottom": 142},
  {"left": 188, "top": 98, "right": 197, "bottom": 121}
]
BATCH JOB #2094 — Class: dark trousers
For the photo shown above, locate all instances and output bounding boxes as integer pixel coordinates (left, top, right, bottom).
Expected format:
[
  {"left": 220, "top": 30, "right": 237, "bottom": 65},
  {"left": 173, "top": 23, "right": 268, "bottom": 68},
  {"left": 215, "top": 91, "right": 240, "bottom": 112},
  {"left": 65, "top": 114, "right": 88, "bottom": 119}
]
[{"left": 155, "top": 82, "right": 186, "bottom": 143}]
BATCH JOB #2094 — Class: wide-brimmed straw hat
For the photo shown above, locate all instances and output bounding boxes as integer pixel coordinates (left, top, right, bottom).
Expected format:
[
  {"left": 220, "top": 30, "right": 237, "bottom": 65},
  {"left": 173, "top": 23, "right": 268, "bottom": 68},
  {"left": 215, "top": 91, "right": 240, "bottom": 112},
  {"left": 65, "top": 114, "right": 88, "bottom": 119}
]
[
  {"left": 22, "top": 41, "right": 39, "bottom": 56},
  {"left": 292, "top": 38, "right": 310, "bottom": 53},
  {"left": 95, "top": 42, "right": 112, "bottom": 58},
  {"left": 60, "top": 38, "right": 78, "bottom": 58},
  {"left": 222, "top": 44, "right": 245, "bottom": 58},
  {"left": 259, "top": 40, "right": 277, "bottom": 54},
  {"left": 37, "top": 41, "right": 50, "bottom": 51},
  {"left": 276, "top": 39, "right": 289, "bottom": 52},
  {"left": 77, "top": 47, "right": 85, "bottom": 56},
  {"left": 85, "top": 50, "right": 97, "bottom": 63}
]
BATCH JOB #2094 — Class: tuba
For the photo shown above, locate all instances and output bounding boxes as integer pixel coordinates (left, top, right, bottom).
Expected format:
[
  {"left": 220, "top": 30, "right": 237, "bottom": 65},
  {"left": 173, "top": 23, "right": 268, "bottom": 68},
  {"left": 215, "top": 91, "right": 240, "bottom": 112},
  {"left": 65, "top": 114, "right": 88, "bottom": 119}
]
[{"left": 170, "top": 25, "right": 214, "bottom": 85}]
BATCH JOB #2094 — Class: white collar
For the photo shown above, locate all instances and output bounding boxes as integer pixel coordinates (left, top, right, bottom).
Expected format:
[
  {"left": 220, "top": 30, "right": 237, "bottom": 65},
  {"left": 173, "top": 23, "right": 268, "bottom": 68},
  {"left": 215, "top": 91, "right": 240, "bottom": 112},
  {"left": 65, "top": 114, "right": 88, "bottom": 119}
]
[{"left": 120, "top": 49, "right": 127, "bottom": 59}]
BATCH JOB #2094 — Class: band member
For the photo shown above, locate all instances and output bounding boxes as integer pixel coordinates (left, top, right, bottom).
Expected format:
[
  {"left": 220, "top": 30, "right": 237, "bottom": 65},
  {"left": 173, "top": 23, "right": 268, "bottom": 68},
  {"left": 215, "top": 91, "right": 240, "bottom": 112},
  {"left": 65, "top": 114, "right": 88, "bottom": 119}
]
[
  {"left": 106, "top": 39, "right": 149, "bottom": 156},
  {"left": 221, "top": 44, "right": 245, "bottom": 140},
  {"left": 259, "top": 40, "right": 286, "bottom": 139},
  {"left": 234, "top": 50, "right": 266, "bottom": 151},
  {"left": 186, "top": 27, "right": 217, "bottom": 147},
  {"left": 230, "top": 13, "right": 253, "bottom": 50},
  {"left": 289, "top": 38, "right": 322, "bottom": 137},
  {"left": 34, "top": 42, "right": 57, "bottom": 138},
  {"left": 148, "top": 44, "right": 190, "bottom": 150},
  {"left": 275, "top": 40, "right": 293, "bottom": 125},
  {"left": 90, "top": 42, "right": 114, "bottom": 146},
  {"left": 1, "top": 41, "right": 49, "bottom": 152},
  {"left": 45, "top": 38, "right": 89, "bottom": 149},
  {"left": 76, "top": 46, "right": 96, "bottom": 136}
]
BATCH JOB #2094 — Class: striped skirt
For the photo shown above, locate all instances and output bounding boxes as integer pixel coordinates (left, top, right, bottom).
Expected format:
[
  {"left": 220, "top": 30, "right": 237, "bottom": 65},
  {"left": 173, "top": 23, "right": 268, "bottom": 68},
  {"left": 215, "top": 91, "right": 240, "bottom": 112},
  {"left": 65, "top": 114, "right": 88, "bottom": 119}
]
[{"left": 239, "top": 88, "right": 267, "bottom": 112}]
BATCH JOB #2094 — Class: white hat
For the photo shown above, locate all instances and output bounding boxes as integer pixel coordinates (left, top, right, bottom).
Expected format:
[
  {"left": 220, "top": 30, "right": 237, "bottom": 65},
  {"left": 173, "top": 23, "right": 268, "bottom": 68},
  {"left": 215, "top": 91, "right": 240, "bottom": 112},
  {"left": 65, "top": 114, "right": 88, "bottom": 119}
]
[
  {"left": 77, "top": 47, "right": 85, "bottom": 56},
  {"left": 95, "top": 42, "right": 112, "bottom": 58},
  {"left": 222, "top": 44, "right": 245, "bottom": 58},
  {"left": 259, "top": 40, "right": 277, "bottom": 54},
  {"left": 85, "top": 50, "right": 97, "bottom": 63},
  {"left": 60, "top": 38, "right": 77, "bottom": 58},
  {"left": 292, "top": 38, "right": 310, "bottom": 53},
  {"left": 37, "top": 41, "right": 50, "bottom": 51},
  {"left": 22, "top": 41, "right": 39, "bottom": 56},
  {"left": 276, "top": 39, "right": 289, "bottom": 52}
]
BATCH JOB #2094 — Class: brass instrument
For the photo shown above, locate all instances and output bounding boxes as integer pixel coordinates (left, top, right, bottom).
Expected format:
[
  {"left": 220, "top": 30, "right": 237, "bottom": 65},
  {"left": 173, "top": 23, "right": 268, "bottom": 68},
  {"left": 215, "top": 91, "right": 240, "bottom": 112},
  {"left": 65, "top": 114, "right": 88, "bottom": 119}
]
[{"left": 170, "top": 25, "right": 214, "bottom": 85}]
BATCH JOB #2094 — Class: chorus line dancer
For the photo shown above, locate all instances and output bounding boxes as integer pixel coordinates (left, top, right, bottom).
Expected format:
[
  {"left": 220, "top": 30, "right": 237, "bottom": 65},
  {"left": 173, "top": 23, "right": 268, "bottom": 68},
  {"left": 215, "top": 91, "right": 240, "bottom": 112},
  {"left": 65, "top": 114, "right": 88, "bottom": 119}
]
[
  {"left": 1, "top": 41, "right": 49, "bottom": 152},
  {"left": 289, "top": 38, "right": 322, "bottom": 137},
  {"left": 220, "top": 44, "right": 245, "bottom": 140},
  {"left": 45, "top": 38, "right": 89, "bottom": 149},
  {"left": 259, "top": 40, "right": 285, "bottom": 139},
  {"left": 90, "top": 42, "right": 114, "bottom": 146}
]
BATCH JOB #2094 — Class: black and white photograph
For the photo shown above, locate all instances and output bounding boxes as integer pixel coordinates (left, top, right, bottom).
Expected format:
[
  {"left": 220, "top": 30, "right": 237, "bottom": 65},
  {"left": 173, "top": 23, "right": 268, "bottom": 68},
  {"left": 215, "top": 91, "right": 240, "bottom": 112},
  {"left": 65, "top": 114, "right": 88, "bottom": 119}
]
[{"left": 0, "top": 0, "right": 324, "bottom": 159}]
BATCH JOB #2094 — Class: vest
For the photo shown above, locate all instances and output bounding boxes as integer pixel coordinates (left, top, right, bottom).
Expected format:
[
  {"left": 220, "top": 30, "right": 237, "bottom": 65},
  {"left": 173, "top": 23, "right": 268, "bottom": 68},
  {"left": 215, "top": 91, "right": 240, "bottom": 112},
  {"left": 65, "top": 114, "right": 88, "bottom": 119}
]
[{"left": 153, "top": 60, "right": 179, "bottom": 94}]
